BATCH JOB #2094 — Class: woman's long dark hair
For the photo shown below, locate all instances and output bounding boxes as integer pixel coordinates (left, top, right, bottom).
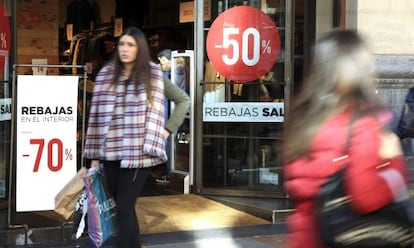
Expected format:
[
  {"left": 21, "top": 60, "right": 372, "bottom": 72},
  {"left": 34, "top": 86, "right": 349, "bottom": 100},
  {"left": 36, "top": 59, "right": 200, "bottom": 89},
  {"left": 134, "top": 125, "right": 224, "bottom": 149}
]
[{"left": 111, "top": 27, "right": 153, "bottom": 103}]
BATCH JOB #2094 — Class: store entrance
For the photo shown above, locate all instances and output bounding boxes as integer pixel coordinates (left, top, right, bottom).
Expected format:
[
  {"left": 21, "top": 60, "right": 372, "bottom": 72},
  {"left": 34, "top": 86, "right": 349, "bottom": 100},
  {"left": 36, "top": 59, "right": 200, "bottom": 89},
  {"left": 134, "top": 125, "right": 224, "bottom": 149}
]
[
  {"left": 146, "top": 50, "right": 194, "bottom": 195},
  {"left": 168, "top": 50, "right": 194, "bottom": 191}
]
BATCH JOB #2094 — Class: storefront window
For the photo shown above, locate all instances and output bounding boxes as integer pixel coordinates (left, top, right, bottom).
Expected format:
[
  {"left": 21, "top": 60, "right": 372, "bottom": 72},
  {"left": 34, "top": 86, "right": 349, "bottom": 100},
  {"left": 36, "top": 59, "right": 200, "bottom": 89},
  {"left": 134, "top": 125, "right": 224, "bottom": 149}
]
[
  {"left": 201, "top": 0, "right": 290, "bottom": 195},
  {"left": 0, "top": 0, "right": 12, "bottom": 199}
]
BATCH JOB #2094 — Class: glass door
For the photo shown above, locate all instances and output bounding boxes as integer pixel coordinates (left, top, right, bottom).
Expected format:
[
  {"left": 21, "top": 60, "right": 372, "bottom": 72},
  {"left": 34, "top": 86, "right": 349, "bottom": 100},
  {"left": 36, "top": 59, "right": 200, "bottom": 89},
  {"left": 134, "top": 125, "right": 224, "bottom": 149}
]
[{"left": 197, "top": 0, "right": 306, "bottom": 198}]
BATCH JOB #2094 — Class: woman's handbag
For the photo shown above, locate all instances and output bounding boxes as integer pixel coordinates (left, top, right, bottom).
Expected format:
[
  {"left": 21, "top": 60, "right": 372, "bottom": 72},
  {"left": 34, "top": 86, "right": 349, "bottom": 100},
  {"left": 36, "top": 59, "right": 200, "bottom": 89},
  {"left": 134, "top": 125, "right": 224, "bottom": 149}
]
[
  {"left": 84, "top": 168, "right": 117, "bottom": 248},
  {"left": 54, "top": 167, "right": 88, "bottom": 220},
  {"left": 315, "top": 116, "right": 414, "bottom": 248}
]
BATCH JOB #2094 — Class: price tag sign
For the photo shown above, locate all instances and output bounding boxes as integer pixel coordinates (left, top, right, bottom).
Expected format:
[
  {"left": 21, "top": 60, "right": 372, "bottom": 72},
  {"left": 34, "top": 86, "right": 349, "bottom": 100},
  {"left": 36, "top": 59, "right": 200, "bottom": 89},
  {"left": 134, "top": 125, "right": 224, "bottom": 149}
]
[
  {"left": 206, "top": 6, "right": 280, "bottom": 82},
  {"left": 16, "top": 75, "right": 79, "bottom": 212}
]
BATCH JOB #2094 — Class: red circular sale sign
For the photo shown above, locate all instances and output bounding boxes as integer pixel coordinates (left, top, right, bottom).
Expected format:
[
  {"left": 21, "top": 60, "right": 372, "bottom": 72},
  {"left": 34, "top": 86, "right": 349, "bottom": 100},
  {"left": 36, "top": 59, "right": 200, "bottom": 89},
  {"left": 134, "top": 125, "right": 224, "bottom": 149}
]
[
  {"left": 206, "top": 6, "right": 280, "bottom": 82},
  {"left": 0, "top": 3, "right": 11, "bottom": 75}
]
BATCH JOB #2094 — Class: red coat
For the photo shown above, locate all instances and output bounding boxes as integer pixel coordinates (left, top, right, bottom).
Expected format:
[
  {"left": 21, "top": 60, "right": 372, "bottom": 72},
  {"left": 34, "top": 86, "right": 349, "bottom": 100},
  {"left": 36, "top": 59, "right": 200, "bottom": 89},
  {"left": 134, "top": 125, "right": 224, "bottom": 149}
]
[{"left": 283, "top": 111, "right": 409, "bottom": 248}]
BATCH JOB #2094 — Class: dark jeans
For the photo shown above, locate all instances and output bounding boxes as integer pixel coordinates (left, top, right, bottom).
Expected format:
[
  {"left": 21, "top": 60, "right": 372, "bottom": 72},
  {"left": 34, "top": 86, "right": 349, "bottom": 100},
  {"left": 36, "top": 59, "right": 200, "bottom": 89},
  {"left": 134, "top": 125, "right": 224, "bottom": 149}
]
[{"left": 102, "top": 161, "right": 150, "bottom": 248}]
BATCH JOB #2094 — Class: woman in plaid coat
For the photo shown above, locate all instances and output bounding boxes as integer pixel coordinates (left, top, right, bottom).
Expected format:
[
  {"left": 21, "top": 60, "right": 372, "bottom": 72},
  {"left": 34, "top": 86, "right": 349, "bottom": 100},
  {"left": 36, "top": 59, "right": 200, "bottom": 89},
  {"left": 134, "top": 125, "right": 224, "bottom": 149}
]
[{"left": 84, "top": 27, "right": 190, "bottom": 248}]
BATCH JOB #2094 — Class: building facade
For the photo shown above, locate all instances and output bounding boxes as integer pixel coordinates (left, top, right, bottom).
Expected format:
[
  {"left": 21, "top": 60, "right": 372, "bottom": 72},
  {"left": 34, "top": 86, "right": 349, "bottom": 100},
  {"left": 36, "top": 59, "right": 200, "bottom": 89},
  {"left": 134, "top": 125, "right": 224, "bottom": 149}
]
[{"left": 1, "top": 0, "right": 414, "bottom": 232}]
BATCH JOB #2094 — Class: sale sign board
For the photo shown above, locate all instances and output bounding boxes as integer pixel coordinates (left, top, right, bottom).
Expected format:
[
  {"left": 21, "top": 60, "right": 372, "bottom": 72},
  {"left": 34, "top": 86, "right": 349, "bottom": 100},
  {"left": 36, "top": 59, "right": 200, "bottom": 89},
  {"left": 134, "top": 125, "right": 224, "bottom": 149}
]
[
  {"left": 0, "top": 97, "right": 11, "bottom": 121},
  {"left": 16, "top": 75, "right": 78, "bottom": 212},
  {"left": 206, "top": 6, "right": 280, "bottom": 82},
  {"left": 203, "top": 102, "right": 284, "bottom": 122}
]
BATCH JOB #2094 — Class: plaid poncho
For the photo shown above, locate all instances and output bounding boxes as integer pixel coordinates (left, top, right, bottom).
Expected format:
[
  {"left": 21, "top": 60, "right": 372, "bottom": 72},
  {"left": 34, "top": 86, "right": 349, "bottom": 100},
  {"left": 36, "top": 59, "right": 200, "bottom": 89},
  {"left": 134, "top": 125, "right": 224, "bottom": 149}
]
[{"left": 83, "top": 62, "right": 167, "bottom": 168}]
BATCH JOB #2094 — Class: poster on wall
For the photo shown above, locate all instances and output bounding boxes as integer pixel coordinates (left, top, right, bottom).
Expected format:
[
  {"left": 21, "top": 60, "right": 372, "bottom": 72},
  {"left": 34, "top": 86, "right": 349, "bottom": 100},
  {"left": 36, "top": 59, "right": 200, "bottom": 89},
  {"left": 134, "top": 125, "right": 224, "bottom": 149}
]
[
  {"left": 206, "top": 6, "right": 280, "bottom": 82},
  {"left": 16, "top": 75, "right": 78, "bottom": 212}
]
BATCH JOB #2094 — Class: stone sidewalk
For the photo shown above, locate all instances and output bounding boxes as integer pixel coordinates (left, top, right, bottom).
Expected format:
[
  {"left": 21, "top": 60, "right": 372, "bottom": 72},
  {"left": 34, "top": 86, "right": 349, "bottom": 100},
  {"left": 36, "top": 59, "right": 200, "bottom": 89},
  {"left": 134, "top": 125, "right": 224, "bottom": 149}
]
[{"left": 1, "top": 223, "right": 287, "bottom": 248}]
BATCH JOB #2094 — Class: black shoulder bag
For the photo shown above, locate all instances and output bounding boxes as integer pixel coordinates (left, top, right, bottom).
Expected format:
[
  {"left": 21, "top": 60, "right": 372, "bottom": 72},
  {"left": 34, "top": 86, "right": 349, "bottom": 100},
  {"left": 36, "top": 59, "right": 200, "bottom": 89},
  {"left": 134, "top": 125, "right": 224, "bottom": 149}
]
[{"left": 315, "top": 115, "right": 414, "bottom": 248}]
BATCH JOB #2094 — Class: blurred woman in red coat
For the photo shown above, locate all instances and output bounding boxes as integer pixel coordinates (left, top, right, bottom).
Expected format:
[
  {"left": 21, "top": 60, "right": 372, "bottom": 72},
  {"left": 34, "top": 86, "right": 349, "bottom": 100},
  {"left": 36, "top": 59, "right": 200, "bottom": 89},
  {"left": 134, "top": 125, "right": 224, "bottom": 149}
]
[{"left": 282, "top": 29, "right": 409, "bottom": 248}]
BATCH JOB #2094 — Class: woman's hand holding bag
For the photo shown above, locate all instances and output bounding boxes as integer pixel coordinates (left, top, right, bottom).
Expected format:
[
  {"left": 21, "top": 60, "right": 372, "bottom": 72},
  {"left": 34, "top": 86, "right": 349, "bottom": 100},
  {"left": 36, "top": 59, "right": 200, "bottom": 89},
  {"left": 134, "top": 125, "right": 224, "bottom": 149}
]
[{"left": 84, "top": 167, "right": 117, "bottom": 248}]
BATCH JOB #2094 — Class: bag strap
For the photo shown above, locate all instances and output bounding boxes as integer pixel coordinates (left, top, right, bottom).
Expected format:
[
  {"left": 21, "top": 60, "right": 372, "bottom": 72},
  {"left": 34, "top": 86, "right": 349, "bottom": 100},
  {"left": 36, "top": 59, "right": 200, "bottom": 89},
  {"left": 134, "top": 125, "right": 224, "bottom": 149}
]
[
  {"left": 342, "top": 113, "right": 364, "bottom": 154},
  {"left": 338, "top": 111, "right": 371, "bottom": 166},
  {"left": 342, "top": 110, "right": 388, "bottom": 161}
]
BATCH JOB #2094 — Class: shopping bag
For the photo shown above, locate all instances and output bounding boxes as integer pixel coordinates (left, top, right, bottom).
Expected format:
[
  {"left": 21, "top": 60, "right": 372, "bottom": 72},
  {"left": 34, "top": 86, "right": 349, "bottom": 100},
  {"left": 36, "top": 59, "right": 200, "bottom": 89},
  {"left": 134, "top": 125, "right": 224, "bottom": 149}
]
[
  {"left": 54, "top": 167, "right": 88, "bottom": 220},
  {"left": 84, "top": 168, "right": 117, "bottom": 247},
  {"left": 72, "top": 190, "right": 88, "bottom": 239}
]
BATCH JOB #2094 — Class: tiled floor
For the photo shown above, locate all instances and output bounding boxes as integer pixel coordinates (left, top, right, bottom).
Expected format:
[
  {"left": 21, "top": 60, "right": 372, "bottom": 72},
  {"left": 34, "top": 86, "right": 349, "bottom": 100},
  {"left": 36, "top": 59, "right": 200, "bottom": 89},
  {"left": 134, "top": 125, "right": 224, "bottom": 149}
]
[
  {"left": 141, "top": 226, "right": 287, "bottom": 248},
  {"left": 0, "top": 178, "right": 291, "bottom": 247}
]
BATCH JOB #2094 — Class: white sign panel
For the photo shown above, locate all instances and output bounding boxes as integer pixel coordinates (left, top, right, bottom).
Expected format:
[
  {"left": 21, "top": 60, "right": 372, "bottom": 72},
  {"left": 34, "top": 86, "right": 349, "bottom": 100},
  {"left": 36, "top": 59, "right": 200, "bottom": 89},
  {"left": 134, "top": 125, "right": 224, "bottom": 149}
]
[
  {"left": 0, "top": 98, "right": 11, "bottom": 121},
  {"left": 203, "top": 102, "right": 284, "bottom": 122},
  {"left": 16, "top": 75, "right": 78, "bottom": 212},
  {"left": 31, "top": 58, "right": 48, "bottom": 75}
]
